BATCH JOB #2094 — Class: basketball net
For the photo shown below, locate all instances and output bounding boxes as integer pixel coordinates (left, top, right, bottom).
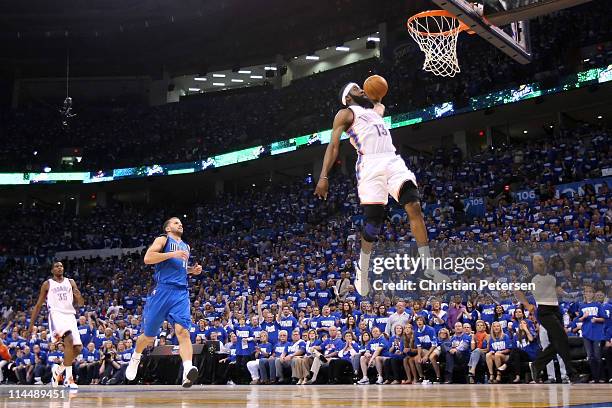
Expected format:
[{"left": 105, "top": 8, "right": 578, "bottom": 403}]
[{"left": 407, "top": 10, "right": 468, "bottom": 78}]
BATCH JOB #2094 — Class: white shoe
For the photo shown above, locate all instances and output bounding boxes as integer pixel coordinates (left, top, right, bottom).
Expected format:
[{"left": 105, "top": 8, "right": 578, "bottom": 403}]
[
  {"left": 51, "top": 365, "right": 64, "bottom": 388},
  {"left": 182, "top": 366, "right": 199, "bottom": 388},
  {"left": 125, "top": 357, "right": 140, "bottom": 381},
  {"left": 34, "top": 378, "right": 43, "bottom": 385},
  {"left": 66, "top": 377, "right": 78, "bottom": 389},
  {"left": 376, "top": 376, "right": 384, "bottom": 385},
  {"left": 227, "top": 380, "right": 235, "bottom": 385},
  {"left": 354, "top": 263, "right": 370, "bottom": 296},
  {"left": 357, "top": 377, "right": 370, "bottom": 385}
]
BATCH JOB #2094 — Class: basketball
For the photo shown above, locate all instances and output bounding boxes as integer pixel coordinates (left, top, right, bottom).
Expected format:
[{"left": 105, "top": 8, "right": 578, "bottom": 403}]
[{"left": 363, "top": 75, "right": 388, "bottom": 101}]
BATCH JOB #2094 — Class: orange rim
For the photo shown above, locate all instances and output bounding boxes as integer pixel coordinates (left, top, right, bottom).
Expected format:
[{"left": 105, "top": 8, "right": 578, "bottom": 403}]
[{"left": 406, "top": 10, "right": 469, "bottom": 37}]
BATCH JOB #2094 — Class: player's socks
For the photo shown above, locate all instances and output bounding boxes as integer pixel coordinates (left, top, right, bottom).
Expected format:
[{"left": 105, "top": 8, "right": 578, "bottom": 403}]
[
  {"left": 182, "top": 360, "right": 198, "bottom": 388},
  {"left": 355, "top": 250, "right": 371, "bottom": 296},
  {"left": 359, "top": 249, "right": 372, "bottom": 274},
  {"left": 64, "top": 366, "right": 78, "bottom": 389},
  {"left": 417, "top": 245, "right": 431, "bottom": 259}
]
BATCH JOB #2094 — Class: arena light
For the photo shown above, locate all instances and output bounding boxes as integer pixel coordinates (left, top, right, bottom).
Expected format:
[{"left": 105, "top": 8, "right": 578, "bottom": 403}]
[
  {"left": 238, "top": 70, "right": 251, "bottom": 74},
  {"left": 231, "top": 79, "right": 244, "bottom": 83},
  {"left": 523, "top": 130, "right": 528, "bottom": 134},
  {"left": 305, "top": 55, "right": 320, "bottom": 61},
  {"left": 367, "top": 37, "right": 380, "bottom": 42},
  {"left": 188, "top": 87, "right": 201, "bottom": 92},
  {"left": 212, "top": 73, "right": 226, "bottom": 78},
  {"left": 212, "top": 82, "right": 225, "bottom": 86},
  {"left": 250, "top": 75, "right": 263, "bottom": 79},
  {"left": 335, "top": 46, "right": 350, "bottom": 52},
  {"left": 264, "top": 66, "right": 277, "bottom": 71},
  {"left": 194, "top": 77, "right": 207, "bottom": 81},
  {"left": 33, "top": 151, "right": 38, "bottom": 156},
  {"left": 597, "top": 115, "right": 603, "bottom": 119}
]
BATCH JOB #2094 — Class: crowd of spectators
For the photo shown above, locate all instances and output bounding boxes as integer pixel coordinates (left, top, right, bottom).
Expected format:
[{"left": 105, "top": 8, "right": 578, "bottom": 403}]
[
  {"left": 0, "top": 121, "right": 610, "bottom": 385},
  {"left": 0, "top": 1, "right": 610, "bottom": 172}
]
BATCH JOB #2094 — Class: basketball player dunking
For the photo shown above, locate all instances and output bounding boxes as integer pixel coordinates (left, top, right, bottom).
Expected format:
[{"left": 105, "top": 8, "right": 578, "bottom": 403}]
[
  {"left": 314, "top": 82, "right": 447, "bottom": 296},
  {"left": 126, "top": 217, "right": 202, "bottom": 387},
  {"left": 29, "top": 261, "right": 84, "bottom": 389}
]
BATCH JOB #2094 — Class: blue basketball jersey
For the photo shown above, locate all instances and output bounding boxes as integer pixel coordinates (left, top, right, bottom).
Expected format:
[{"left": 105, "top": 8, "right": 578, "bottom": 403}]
[{"left": 153, "top": 236, "right": 189, "bottom": 288}]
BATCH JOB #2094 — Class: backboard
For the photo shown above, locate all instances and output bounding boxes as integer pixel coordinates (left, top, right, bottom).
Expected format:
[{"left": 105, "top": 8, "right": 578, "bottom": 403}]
[{"left": 432, "top": 0, "right": 594, "bottom": 64}]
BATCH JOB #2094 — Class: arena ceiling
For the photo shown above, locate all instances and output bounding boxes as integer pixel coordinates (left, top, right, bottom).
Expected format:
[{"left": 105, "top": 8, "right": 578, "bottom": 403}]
[{"left": 0, "top": 0, "right": 428, "bottom": 78}]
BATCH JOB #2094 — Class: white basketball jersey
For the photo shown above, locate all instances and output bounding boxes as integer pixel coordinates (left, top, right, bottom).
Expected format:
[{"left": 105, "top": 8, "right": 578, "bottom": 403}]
[
  {"left": 46, "top": 278, "right": 76, "bottom": 314},
  {"left": 346, "top": 105, "right": 395, "bottom": 156}
]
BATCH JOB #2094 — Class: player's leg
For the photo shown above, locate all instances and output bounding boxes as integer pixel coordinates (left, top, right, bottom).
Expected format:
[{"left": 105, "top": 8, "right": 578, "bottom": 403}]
[
  {"left": 48, "top": 314, "right": 64, "bottom": 387},
  {"left": 170, "top": 290, "right": 198, "bottom": 387},
  {"left": 398, "top": 181, "right": 449, "bottom": 283},
  {"left": 174, "top": 323, "right": 198, "bottom": 387},
  {"left": 126, "top": 289, "right": 167, "bottom": 381},
  {"left": 62, "top": 333, "right": 82, "bottom": 388},
  {"left": 387, "top": 156, "right": 448, "bottom": 283},
  {"left": 355, "top": 204, "right": 385, "bottom": 296},
  {"left": 354, "top": 159, "right": 388, "bottom": 296},
  {"left": 66, "top": 315, "right": 83, "bottom": 388}
]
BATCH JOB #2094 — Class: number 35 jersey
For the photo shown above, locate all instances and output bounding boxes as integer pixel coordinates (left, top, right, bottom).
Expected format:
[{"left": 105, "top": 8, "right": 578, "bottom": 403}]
[
  {"left": 346, "top": 105, "right": 395, "bottom": 156},
  {"left": 47, "top": 278, "right": 76, "bottom": 314}
]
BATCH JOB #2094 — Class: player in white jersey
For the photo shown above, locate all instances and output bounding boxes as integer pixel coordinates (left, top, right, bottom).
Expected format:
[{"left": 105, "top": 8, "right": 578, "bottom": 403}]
[
  {"left": 314, "top": 82, "right": 447, "bottom": 295},
  {"left": 29, "top": 261, "right": 84, "bottom": 389}
]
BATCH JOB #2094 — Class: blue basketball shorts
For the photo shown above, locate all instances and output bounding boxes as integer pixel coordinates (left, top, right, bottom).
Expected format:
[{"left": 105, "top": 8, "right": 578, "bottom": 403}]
[{"left": 142, "top": 284, "right": 191, "bottom": 337}]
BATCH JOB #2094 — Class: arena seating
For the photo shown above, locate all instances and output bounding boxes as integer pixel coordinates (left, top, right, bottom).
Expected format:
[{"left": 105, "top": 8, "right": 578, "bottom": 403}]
[{"left": 0, "top": 122, "right": 610, "bottom": 386}]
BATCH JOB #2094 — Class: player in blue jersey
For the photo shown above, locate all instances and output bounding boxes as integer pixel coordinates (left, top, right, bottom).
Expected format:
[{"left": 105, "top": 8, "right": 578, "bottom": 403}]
[{"left": 125, "top": 217, "right": 202, "bottom": 387}]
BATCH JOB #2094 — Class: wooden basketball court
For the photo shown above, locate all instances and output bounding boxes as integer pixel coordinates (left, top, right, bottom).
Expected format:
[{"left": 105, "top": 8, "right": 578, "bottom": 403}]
[{"left": 2, "top": 384, "right": 611, "bottom": 408}]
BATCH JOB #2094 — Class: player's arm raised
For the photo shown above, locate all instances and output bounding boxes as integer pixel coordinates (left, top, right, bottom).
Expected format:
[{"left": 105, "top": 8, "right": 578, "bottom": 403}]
[
  {"left": 29, "top": 280, "right": 49, "bottom": 334},
  {"left": 143, "top": 236, "right": 187, "bottom": 265},
  {"left": 373, "top": 102, "right": 385, "bottom": 117},
  {"left": 70, "top": 279, "right": 85, "bottom": 307},
  {"left": 314, "top": 108, "right": 353, "bottom": 200}
]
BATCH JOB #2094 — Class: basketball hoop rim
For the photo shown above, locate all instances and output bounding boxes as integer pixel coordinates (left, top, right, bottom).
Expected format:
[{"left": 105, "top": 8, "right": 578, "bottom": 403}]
[{"left": 406, "top": 10, "right": 470, "bottom": 37}]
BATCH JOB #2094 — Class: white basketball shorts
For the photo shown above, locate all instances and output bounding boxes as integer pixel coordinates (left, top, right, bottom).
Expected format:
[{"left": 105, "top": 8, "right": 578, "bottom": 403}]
[
  {"left": 49, "top": 312, "right": 82, "bottom": 346},
  {"left": 355, "top": 153, "right": 417, "bottom": 205}
]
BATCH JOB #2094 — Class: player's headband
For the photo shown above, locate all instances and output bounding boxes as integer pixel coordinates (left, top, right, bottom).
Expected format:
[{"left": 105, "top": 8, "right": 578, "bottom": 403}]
[{"left": 341, "top": 82, "right": 358, "bottom": 106}]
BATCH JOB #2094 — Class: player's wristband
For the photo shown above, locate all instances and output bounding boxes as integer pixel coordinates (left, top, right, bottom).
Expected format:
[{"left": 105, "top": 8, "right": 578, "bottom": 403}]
[{"left": 320, "top": 176, "right": 328, "bottom": 180}]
